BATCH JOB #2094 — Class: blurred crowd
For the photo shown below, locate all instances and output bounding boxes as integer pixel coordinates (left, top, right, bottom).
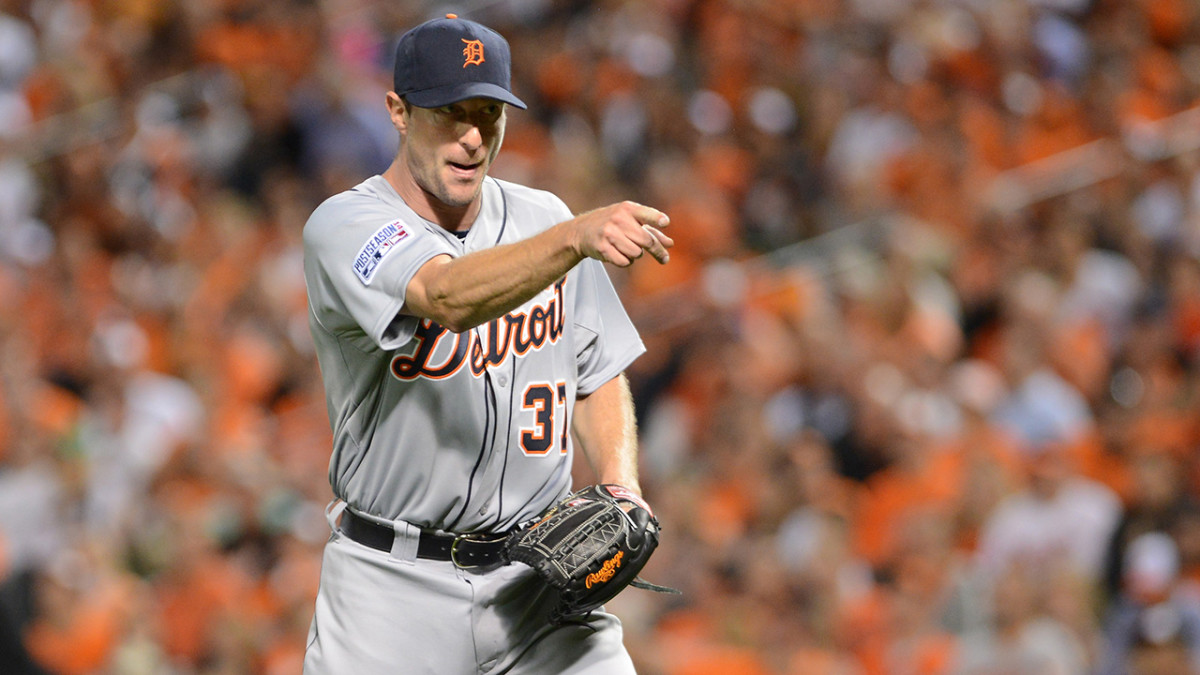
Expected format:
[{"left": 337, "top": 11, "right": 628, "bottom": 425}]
[{"left": 0, "top": 0, "right": 1198, "bottom": 673}]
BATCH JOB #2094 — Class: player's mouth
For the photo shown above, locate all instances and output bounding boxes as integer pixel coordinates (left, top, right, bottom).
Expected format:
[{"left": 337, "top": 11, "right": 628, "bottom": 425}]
[{"left": 448, "top": 160, "right": 483, "bottom": 179}]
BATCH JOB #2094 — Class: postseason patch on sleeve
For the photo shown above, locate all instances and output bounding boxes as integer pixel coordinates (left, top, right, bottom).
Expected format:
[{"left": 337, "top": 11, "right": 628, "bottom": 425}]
[{"left": 353, "top": 220, "right": 411, "bottom": 285}]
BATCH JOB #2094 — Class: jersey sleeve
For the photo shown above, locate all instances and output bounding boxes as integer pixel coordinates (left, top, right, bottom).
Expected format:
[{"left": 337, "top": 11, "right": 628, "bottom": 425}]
[
  {"left": 571, "top": 259, "right": 646, "bottom": 396},
  {"left": 304, "top": 202, "right": 455, "bottom": 350}
]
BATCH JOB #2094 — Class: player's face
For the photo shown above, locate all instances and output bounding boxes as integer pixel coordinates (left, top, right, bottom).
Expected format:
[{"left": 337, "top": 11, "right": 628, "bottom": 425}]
[{"left": 399, "top": 98, "right": 506, "bottom": 208}]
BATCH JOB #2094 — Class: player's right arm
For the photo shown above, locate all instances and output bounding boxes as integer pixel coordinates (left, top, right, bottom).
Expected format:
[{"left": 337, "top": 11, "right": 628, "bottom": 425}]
[{"left": 403, "top": 201, "right": 672, "bottom": 333}]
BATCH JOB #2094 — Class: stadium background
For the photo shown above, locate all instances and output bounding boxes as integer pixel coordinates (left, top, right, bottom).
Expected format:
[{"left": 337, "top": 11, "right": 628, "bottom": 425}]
[{"left": 0, "top": 0, "right": 1199, "bottom": 672}]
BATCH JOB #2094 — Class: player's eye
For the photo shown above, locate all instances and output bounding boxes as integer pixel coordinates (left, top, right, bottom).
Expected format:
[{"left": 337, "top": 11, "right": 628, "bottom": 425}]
[{"left": 476, "top": 104, "right": 503, "bottom": 125}]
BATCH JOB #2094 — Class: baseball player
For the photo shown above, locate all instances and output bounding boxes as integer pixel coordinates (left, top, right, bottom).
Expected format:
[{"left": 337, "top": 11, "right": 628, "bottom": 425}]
[{"left": 301, "top": 13, "right": 672, "bottom": 675}]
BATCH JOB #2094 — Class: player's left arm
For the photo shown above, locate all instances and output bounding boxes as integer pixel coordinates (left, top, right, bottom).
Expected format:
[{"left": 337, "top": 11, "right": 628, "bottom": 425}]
[{"left": 571, "top": 373, "right": 641, "bottom": 495}]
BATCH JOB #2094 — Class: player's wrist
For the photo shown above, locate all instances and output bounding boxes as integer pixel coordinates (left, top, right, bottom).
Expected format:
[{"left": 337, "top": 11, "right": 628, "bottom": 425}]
[
  {"left": 555, "top": 218, "right": 587, "bottom": 263},
  {"left": 599, "top": 478, "right": 640, "bottom": 496}
]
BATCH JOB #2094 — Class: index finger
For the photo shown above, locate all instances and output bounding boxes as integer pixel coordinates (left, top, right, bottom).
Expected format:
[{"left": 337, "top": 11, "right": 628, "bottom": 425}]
[{"left": 628, "top": 202, "right": 669, "bottom": 229}]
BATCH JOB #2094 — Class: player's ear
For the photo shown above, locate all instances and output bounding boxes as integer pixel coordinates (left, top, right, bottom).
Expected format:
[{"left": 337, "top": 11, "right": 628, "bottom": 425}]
[{"left": 387, "top": 93, "right": 409, "bottom": 135}]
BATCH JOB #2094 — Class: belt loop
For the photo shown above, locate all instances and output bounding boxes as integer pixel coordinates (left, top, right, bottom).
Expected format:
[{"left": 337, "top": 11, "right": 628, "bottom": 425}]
[
  {"left": 325, "top": 500, "right": 347, "bottom": 534},
  {"left": 390, "top": 519, "right": 420, "bottom": 564}
]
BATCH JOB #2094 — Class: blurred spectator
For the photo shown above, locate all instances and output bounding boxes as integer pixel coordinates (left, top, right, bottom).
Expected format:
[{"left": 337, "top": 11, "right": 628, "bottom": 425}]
[
  {"left": 975, "top": 433, "right": 1121, "bottom": 584},
  {"left": 957, "top": 562, "right": 1090, "bottom": 674},
  {"left": 1103, "top": 448, "right": 1196, "bottom": 598},
  {"left": 1098, "top": 532, "right": 1200, "bottom": 675}
]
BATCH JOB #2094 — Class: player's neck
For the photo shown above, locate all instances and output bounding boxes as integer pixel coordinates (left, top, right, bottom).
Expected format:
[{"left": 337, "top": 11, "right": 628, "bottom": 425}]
[{"left": 383, "top": 162, "right": 480, "bottom": 233}]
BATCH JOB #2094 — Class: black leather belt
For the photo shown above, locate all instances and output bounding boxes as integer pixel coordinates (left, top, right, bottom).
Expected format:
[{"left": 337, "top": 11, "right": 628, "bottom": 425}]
[{"left": 340, "top": 509, "right": 509, "bottom": 567}]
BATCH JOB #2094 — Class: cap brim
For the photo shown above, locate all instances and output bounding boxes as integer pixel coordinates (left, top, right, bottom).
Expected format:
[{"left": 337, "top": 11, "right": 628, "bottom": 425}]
[{"left": 404, "top": 82, "right": 527, "bottom": 110}]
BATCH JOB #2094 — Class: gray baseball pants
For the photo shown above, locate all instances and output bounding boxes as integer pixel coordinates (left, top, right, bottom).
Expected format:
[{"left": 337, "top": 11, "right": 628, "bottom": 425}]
[{"left": 303, "top": 502, "right": 637, "bottom": 674}]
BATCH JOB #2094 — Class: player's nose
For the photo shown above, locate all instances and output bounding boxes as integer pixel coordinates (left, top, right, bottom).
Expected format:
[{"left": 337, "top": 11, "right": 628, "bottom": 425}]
[{"left": 459, "top": 124, "right": 484, "bottom": 153}]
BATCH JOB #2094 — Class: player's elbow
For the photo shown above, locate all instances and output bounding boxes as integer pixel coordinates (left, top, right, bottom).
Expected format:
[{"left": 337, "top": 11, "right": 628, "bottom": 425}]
[
  {"left": 409, "top": 289, "right": 478, "bottom": 334},
  {"left": 413, "top": 285, "right": 486, "bottom": 334},
  {"left": 427, "top": 308, "right": 480, "bottom": 334},
  {"left": 406, "top": 256, "right": 485, "bottom": 333}
]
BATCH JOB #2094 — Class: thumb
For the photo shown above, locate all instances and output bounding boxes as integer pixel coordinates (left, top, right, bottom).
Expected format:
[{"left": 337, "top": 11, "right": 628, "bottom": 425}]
[{"left": 628, "top": 507, "right": 652, "bottom": 548}]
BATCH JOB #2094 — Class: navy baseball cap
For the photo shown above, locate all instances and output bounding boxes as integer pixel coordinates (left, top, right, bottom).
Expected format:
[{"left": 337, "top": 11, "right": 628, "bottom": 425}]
[{"left": 393, "top": 14, "right": 527, "bottom": 110}]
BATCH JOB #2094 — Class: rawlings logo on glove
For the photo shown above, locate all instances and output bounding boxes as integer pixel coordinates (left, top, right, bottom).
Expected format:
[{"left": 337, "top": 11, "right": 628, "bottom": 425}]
[
  {"left": 586, "top": 551, "right": 624, "bottom": 588},
  {"left": 504, "top": 484, "right": 677, "bottom": 623}
]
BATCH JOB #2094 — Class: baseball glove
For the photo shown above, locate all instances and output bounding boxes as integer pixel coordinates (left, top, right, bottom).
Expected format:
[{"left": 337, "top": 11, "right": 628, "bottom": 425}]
[{"left": 505, "top": 484, "right": 676, "bottom": 623}]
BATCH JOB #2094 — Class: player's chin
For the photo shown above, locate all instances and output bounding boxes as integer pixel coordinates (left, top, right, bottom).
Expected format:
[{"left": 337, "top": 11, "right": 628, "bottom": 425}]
[{"left": 438, "top": 176, "right": 485, "bottom": 206}]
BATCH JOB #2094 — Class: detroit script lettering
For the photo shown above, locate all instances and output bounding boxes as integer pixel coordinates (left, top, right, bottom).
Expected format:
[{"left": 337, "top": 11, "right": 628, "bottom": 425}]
[{"left": 391, "top": 279, "right": 565, "bottom": 380}]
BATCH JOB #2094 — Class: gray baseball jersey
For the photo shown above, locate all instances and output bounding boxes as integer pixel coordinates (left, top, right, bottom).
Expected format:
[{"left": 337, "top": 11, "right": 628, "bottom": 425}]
[{"left": 303, "top": 175, "right": 645, "bottom": 534}]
